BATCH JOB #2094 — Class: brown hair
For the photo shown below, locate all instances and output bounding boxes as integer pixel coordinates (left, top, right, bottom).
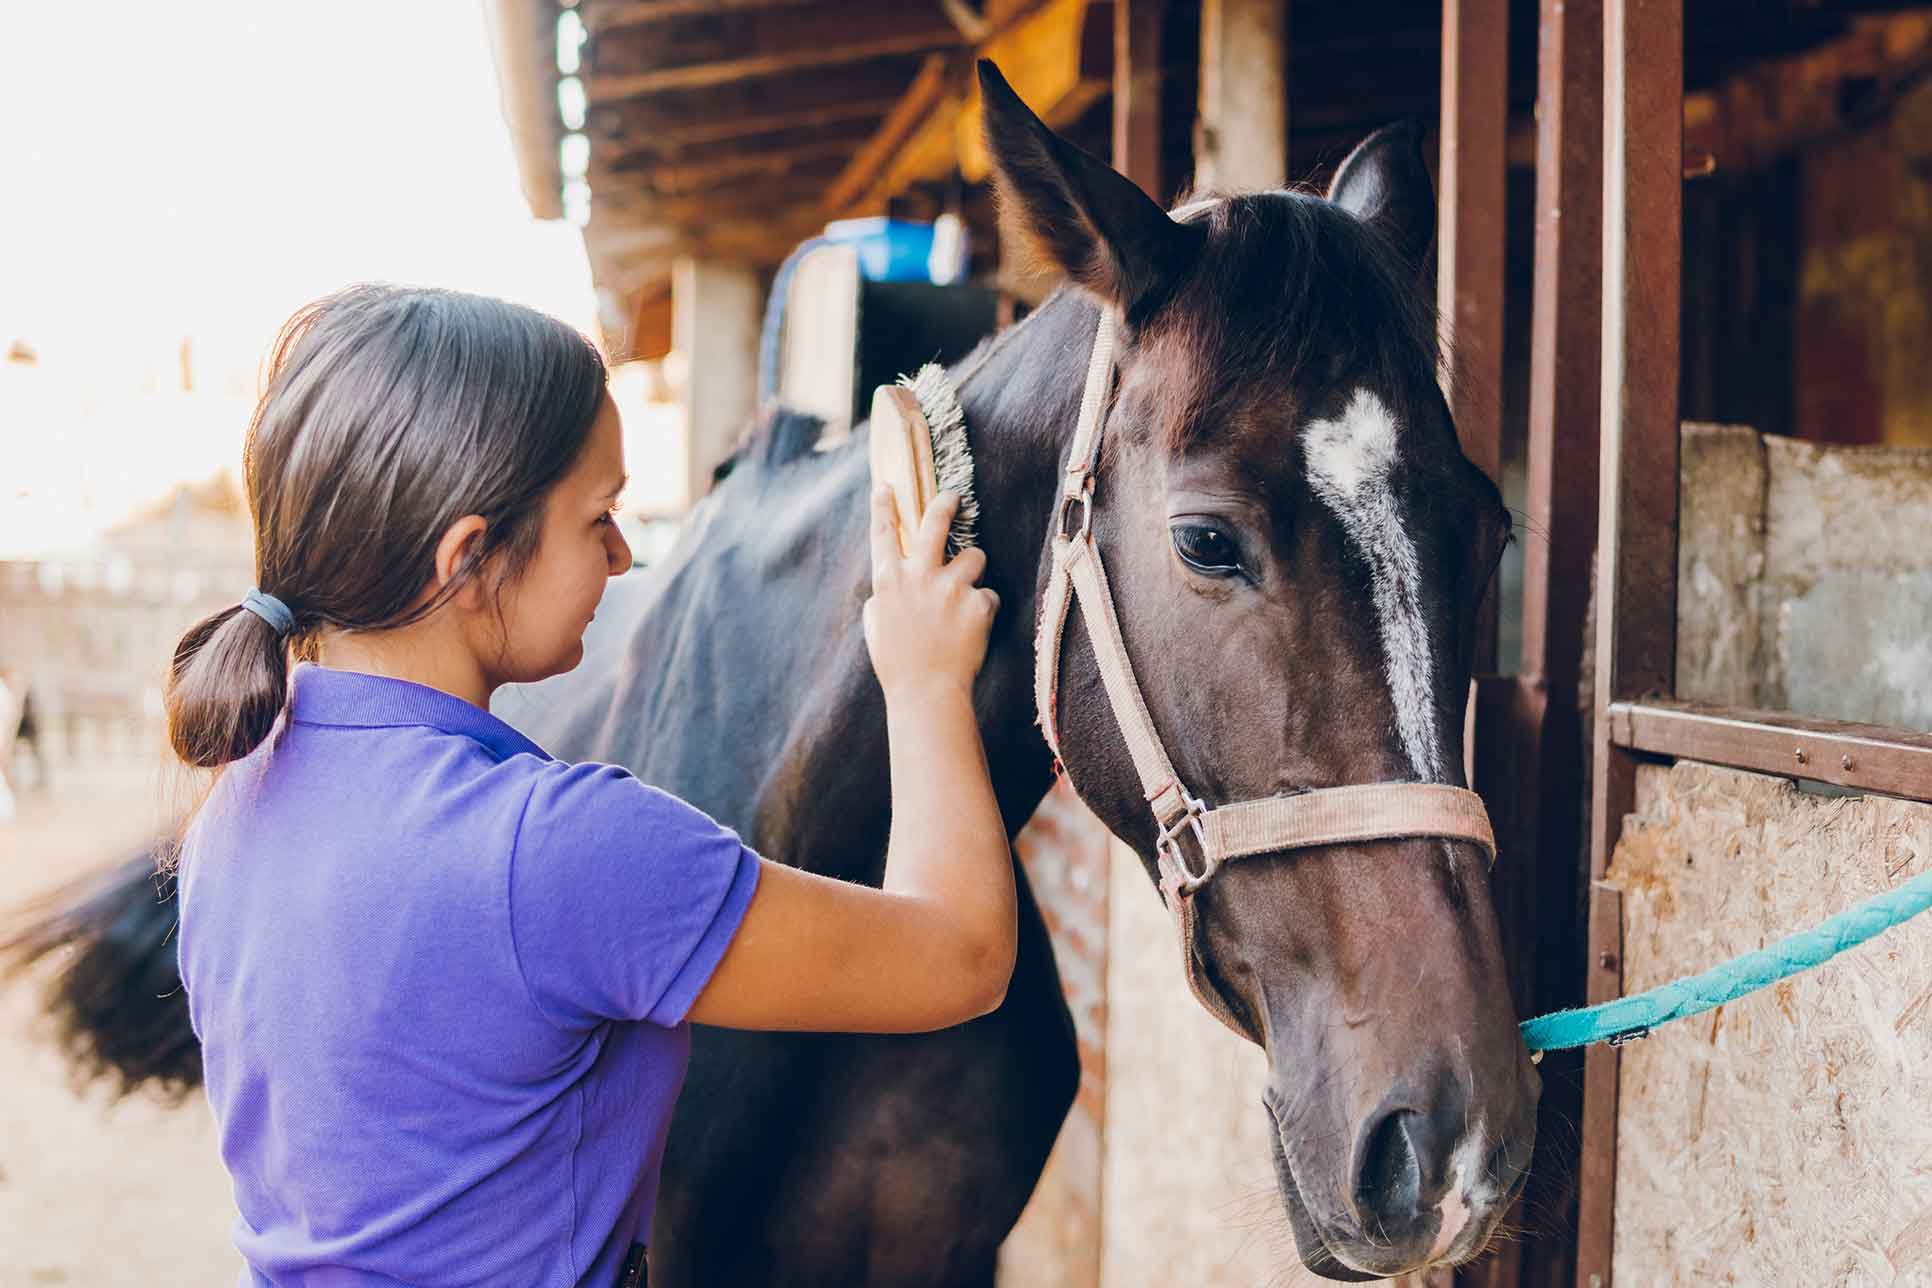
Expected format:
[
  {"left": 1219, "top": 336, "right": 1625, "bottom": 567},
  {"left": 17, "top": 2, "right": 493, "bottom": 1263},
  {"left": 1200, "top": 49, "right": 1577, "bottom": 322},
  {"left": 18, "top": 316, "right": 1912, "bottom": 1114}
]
[{"left": 166, "top": 284, "right": 607, "bottom": 768}]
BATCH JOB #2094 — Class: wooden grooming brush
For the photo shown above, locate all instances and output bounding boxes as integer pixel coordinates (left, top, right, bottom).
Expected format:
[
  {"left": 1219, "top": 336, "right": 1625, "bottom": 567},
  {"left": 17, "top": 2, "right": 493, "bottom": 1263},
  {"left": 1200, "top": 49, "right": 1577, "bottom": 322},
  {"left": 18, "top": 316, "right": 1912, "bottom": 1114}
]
[
  {"left": 868, "top": 364, "right": 977, "bottom": 558},
  {"left": 868, "top": 384, "right": 938, "bottom": 558}
]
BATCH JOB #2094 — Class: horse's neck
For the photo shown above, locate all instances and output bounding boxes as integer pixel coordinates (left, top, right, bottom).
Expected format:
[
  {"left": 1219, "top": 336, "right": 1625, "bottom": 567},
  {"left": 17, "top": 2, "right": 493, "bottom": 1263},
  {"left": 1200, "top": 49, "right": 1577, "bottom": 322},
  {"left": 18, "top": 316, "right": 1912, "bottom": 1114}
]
[{"left": 753, "top": 291, "right": 1098, "bottom": 880}]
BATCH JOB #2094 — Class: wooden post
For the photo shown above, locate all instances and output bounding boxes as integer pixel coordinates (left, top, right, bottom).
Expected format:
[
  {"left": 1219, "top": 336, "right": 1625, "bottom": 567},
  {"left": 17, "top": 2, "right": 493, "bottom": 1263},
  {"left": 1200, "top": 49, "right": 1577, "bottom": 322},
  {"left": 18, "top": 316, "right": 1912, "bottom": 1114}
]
[
  {"left": 670, "top": 256, "right": 762, "bottom": 510},
  {"left": 1579, "top": 0, "right": 1682, "bottom": 1283},
  {"left": 1113, "top": 0, "right": 1166, "bottom": 200},
  {"left": 1194, "top": 0, "right": 1286, "bottom": 193}
]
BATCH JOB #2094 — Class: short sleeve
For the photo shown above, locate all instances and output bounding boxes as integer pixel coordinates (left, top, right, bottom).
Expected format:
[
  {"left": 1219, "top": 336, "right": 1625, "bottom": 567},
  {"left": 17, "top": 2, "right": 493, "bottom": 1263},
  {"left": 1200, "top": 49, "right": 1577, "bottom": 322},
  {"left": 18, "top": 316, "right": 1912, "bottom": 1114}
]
[{"left": 509, "top": 762, "right": 761, "bottom": 1029}]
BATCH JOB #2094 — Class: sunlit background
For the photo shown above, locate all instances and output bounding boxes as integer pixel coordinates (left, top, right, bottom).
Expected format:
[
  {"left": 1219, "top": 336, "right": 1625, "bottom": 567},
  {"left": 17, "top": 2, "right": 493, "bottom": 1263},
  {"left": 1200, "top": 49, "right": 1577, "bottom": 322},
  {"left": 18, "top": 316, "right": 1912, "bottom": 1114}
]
[
  {"left": 0, "top": 1, "right": 690, "bottom": 562},
  {"left": 0, "top": 5, "right": 673, "bottom": 1279}
]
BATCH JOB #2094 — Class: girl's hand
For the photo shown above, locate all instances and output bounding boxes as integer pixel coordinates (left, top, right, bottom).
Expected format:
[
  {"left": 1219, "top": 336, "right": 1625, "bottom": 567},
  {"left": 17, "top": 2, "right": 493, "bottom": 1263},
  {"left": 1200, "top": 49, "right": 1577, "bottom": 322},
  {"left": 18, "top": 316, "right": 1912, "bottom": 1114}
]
[{"left": 862, "top": 487, "right": 998, "bottom": 702}]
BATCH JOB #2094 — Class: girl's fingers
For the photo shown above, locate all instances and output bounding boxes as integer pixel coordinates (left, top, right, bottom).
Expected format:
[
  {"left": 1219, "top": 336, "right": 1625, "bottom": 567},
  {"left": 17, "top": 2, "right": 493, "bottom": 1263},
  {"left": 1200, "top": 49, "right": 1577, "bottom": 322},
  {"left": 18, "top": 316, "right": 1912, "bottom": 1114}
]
[
  {"left": 946, "top": 545, "right": 988, "bottom": 587},
  {"left": 910, "top": 491, "right": 958, "bottom": 569},
  {"left": 869, "top": 486, "right": 902, "bottom": 587}
]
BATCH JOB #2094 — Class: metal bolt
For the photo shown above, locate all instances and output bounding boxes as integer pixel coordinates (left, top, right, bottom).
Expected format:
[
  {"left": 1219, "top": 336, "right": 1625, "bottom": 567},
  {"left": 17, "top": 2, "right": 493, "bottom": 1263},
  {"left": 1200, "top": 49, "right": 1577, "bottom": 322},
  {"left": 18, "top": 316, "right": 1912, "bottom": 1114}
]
[
  {"left": 1598, "top": 951, "right": 1618, "bottom": 971},
  {"left": 1795, "top": 747, "right": 1808, "bottom": 766},
  {"left": 1842, "top": 754, "right": 1855, "bottom": 772}
]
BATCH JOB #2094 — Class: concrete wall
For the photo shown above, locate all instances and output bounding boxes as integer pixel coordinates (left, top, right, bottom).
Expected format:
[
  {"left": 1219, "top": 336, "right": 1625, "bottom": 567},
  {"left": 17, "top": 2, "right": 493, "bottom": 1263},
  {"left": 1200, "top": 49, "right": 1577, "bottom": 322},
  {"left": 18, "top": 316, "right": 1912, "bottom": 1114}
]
[{"left": 1677, "top": 423, "right": 1932, "bottom": 730}]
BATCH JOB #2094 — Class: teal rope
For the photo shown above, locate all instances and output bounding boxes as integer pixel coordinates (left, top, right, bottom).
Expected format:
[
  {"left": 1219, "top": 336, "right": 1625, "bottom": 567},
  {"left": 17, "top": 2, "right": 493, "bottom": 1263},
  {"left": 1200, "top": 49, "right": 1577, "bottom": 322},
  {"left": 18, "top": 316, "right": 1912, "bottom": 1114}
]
[{"left": 1520, "top": 866, "right": 1932, "bottom": 1054}]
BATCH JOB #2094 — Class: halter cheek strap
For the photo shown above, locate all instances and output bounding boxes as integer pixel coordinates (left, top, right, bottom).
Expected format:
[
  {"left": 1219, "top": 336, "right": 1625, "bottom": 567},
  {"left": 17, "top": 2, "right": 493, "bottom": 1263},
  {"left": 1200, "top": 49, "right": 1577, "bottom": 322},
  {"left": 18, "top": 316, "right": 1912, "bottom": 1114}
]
[{"left": 1032, "top": 306, "right": 1498, "bottom": 1042}]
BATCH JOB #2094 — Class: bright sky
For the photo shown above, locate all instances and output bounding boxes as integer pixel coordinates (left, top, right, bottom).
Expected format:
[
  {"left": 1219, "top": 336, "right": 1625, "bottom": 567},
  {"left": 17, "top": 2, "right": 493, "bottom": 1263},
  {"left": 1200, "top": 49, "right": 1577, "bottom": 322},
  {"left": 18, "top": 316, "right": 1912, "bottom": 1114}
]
[{"left": 0, "top": 1, "right": 641, "bottom": 557}]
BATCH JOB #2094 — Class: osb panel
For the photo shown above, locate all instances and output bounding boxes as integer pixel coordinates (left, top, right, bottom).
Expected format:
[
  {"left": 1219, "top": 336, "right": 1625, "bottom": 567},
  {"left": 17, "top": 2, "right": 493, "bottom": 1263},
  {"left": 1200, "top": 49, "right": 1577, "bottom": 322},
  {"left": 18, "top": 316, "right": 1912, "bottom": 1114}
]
[
  {"left": 1101, "top": 842, "right": 1340, "bottom": 1287},
  {"left": 1610, "top": 761, "right": 1932, "bottom": 1285},
  {"left": 1002, "top": 779, "right": 1112, "bottom": 1288}
]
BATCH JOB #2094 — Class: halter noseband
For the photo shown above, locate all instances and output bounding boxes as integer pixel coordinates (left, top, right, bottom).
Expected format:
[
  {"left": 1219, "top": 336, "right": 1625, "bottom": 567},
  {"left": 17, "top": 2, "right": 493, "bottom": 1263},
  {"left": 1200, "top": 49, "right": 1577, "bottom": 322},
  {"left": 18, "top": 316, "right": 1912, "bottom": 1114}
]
[{"left": 1031, "top": 306, "right": 1498, "bottom": 1041}]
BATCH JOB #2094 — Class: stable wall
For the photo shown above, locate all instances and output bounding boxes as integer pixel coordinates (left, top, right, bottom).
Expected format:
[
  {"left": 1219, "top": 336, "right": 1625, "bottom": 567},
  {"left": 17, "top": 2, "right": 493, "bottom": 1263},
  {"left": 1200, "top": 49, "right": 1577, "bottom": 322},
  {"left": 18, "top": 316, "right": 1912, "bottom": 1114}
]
[
  {"left": 1608, "top": 761, "right": 1932, "bottom": 1284},
  {"left": 1677, "top": 423, "right": 1932, "bottom": 731}
]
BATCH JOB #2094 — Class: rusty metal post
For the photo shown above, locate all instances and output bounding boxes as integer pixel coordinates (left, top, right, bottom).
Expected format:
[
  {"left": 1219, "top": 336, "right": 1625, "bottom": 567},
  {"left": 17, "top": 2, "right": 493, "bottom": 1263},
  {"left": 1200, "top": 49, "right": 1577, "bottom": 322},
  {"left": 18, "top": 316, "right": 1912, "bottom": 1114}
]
[
  {"left": 1579, "top": 0, "right": 1682, "bottom": 1283},
  {"left": 1438, "top": 0, "right": 1509, "bottom": 484},
  {"left": 1438, "top": 0, "right": 1509, "bottom": 665}
]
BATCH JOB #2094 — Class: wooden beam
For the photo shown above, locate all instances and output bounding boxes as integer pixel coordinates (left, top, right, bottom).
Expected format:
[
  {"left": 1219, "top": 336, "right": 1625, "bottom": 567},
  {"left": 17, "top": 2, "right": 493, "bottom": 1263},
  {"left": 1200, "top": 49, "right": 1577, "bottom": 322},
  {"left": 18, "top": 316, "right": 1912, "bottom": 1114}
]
[
  {"left": 825, "top": 0, "right": 1107, "bottom": 218},
  {"left": 481, "top": 0, "right": 563, "bottom": 220},
  {"left": 600, "top": 96, "right": 900, "bottom": 159},
  {"left": 1581, "top": 0, "right": 1683, "bottom": 1283},
  {"left": 1195, "top": 0, "right": 1287, "bottom": 192},
  {"left": 1113, "top": 0, "right": 1167, "bottom": 201},
  {"left": 629, "top": 283, "right": 675, "bottom": 362},
  {"left": 598, "top": 131, "right": 873, "bottom": 196},
  {"left": 587, "top": 6, "right": 963, "bottom": 102},
  {"left": 672, "top": 257, "right": 762, "bottom": 507},
  {"left": 821, "top": 55, "right": 957, "bottom": 216},
  {"left": 954, "top": 0, "right": 1111, "bottom": 182},
  {"left": 591, "top": 0, "right": 815, "bottom": 32},
  {"left": 595, "top": 163, "right": 849, "bottom": 223}
]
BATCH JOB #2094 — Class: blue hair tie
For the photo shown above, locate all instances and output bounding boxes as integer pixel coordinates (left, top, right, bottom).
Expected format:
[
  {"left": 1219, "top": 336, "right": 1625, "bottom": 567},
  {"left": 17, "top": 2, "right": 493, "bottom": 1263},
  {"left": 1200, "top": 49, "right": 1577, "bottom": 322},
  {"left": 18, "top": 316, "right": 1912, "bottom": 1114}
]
[{"left": 240, "top": 588, "right": 296, "bottom": 637}]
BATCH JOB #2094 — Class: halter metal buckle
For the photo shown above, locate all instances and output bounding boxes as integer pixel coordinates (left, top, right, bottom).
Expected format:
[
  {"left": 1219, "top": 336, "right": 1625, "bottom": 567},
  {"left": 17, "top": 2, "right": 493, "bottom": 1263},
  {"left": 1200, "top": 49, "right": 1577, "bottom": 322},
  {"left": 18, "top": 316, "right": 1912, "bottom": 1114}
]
[
  {"left": 1157, "top": 790, "right": 1214, "bottom": 893},
  {"left": 1057, "top": 478, "right": 1094, "bottom": 542}
]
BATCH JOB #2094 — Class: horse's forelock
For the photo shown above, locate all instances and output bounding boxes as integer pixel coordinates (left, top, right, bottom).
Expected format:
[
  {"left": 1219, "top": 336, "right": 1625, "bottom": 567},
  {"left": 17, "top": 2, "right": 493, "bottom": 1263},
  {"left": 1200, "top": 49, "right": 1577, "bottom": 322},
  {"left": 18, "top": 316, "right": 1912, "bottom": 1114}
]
[{"left": 1146, "top": 192, "right": 1438, "bottom": 455}]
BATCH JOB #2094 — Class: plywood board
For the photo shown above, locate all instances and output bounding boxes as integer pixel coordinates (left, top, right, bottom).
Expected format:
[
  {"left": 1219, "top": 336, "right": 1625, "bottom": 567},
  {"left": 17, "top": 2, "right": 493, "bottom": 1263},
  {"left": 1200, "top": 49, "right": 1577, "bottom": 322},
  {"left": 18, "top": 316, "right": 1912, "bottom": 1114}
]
[{"left": 1609, "top": 760, "right": 1932, "bottom": 1284}]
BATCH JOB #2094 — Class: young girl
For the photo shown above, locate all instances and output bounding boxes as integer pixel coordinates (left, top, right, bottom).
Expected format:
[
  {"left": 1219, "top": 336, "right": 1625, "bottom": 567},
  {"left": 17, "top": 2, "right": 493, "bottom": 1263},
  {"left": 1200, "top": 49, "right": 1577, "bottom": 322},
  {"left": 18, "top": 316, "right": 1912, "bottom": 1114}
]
[{"left": 170, "top": 284, "right": 1013, "bottom": 1286}]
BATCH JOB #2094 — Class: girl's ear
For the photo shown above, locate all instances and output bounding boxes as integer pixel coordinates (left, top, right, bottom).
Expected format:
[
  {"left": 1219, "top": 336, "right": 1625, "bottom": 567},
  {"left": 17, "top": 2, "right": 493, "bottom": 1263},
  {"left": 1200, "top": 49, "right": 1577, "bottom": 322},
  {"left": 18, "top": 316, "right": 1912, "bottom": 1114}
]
[{"left": 434, "top": 514, "right": 489, "bottom": 591}]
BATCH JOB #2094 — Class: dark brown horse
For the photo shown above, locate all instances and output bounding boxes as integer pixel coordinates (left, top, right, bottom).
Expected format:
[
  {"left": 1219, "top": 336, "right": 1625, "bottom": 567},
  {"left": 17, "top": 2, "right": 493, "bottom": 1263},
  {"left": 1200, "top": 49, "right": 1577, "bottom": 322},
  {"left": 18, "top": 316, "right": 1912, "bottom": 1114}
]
[{"left": 6, "top": 65, "right": 1537, "bottom": 1283}]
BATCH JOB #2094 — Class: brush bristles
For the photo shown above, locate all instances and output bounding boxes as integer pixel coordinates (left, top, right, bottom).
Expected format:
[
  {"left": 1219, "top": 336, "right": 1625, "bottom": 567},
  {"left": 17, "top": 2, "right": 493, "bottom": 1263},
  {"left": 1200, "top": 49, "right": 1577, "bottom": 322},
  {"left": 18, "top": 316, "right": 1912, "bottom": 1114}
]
[{"left": 899, "top": 363, "right": 978, "bottom": 555}]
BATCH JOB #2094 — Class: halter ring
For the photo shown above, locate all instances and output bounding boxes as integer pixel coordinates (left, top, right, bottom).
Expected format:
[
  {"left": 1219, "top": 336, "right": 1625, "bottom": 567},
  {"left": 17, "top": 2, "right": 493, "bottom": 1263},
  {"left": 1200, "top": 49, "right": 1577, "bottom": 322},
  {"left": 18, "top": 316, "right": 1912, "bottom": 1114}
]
[
  {"left": 1056, "top": 483, "right": 1093, "bottom": 543},
  {"left": 1156, "top": 789, "right": 1214, "bottom": 891}
]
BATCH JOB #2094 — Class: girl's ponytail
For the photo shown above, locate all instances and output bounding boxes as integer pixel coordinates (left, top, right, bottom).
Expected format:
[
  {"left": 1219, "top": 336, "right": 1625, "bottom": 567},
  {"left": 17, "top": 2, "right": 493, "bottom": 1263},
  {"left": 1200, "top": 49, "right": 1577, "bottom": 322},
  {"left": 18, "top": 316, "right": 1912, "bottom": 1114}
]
[{"left": 165, "top": 593, "right": 295, "bottom": 769}]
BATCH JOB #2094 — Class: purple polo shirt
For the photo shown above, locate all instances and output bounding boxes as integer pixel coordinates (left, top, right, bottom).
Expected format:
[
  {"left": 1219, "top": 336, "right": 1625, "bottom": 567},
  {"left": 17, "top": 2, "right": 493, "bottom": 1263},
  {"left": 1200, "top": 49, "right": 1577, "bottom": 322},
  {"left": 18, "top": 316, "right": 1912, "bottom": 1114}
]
[{"left": 177, "top": 665, "right": 760, "bottom": 1287}]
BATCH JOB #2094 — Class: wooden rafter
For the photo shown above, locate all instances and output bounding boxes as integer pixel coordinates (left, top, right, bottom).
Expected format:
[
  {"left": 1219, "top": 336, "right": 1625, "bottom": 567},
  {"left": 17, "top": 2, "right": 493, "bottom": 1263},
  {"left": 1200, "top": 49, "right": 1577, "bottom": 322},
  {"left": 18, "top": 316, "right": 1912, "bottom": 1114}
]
[
  {"left": 819, "top": 55, "right": 957, "bottom": 215},
  {"left": 594, "top": 161, "right": 850, "bottom": 222},
  {"left": 599, "top": 118, "right": 878, "bottom": 180},
  {"left": 587, "top": 4, "right": 965, "bottom": 102},
  {"left": 590, "top": 0, "right": 817, "bottom": 33},
  {"left": 596, "top": 133, "right": 871, "bottom": 196},
  {"left": 600, "top": 95, "right": 900, "bottom": 159},
  {"left": 820, "top": 0, "right": 1103, "bottom": 219}
]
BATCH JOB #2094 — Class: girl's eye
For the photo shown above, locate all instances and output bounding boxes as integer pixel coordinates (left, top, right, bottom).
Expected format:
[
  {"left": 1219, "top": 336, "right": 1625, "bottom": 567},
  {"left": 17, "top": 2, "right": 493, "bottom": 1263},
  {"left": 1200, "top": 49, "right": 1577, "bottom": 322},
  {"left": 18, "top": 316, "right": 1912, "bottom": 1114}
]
[
  {"left": 597, "top": 503, "right": 623, "bottom": 527},
  {"left": 1171, "top": 523, "right": 1242, "bottom": 576}
]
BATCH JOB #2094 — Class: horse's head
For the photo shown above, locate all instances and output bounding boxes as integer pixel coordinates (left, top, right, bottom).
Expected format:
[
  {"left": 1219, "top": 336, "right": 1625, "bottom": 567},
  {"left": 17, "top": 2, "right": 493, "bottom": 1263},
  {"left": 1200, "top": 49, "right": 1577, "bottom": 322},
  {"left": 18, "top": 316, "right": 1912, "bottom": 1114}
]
[{"left": 981, "top": 64, "right": 1538, "bottom": 1279}]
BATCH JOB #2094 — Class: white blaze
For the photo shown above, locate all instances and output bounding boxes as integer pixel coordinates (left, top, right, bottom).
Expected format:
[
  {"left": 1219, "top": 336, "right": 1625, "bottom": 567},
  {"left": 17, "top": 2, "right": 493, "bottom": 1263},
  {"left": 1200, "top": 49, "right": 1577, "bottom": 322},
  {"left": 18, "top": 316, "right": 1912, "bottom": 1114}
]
[{"left": 1302, "top": 388, "right": 1443, "bottom": 783}]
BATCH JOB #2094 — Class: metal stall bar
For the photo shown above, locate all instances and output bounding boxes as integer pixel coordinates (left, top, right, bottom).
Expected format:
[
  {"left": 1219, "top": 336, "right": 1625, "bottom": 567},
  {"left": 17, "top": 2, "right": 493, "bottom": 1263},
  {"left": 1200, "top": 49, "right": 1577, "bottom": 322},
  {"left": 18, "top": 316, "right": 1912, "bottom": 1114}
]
[
  {"left": 1607, "top": 702, "right": 1932, "bottom": 802},
  {"left": 1438, "top": 0, "right": 1509, "bottom": 672},
  {"left": 1579, "top": 0, "right": 1682, "bottom": 1282},
  {"left": 1436, "top": 2, "right": 1518, "bottom": 1286},
  {"left": 1463, "top": 0, "right": 1606, "bottom": 1284}
]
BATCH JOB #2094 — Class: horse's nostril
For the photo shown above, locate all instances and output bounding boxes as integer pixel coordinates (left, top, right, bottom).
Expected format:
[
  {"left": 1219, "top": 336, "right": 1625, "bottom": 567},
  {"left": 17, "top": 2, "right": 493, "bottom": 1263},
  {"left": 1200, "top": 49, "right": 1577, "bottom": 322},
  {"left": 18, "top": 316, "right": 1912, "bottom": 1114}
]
[{"left": 1354, "top": 1109, "right": 1424, "bottom": 1228}]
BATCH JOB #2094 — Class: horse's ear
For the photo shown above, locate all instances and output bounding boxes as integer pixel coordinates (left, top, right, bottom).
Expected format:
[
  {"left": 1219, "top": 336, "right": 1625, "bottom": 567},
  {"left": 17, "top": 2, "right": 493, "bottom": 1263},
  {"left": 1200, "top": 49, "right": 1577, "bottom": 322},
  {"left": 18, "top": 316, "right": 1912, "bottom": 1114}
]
[
  {"left": 1326, "top": 122, "right": 1436, "bottom": 271},
  {"left": 978, "top": 60, "right": 1202, "bottom": 319}
]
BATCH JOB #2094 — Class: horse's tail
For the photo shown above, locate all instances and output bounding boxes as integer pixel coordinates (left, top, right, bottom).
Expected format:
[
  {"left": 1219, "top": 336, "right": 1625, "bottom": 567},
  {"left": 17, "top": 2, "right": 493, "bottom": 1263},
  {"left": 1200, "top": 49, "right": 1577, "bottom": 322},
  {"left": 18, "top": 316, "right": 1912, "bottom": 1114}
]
[{"left": 1, "top": 849, "right": 202, "bottom": 1100}]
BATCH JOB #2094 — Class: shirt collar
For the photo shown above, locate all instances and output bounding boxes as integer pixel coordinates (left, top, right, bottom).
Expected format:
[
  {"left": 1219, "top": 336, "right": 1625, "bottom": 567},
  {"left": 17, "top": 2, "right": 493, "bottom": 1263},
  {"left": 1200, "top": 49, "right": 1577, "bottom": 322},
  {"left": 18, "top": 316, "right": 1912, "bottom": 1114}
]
[{"left": 288, "top": 664, "right": 551, "bottom": 763}]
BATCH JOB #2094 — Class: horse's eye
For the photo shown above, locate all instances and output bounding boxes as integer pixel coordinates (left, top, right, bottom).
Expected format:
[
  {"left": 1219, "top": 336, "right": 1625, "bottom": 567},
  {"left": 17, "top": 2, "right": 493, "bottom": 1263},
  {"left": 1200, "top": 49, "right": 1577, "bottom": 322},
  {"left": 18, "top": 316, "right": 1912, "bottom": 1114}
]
[{"left": 1171, "top": 523, "right": 1242, "bottom": 576}]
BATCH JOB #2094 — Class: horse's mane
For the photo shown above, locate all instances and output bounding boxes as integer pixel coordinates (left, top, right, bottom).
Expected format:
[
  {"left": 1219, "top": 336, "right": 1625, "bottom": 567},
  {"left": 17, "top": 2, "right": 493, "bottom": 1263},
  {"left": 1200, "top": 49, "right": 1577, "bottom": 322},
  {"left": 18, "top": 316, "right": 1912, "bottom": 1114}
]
[{"left": 709, "top": 404, "right": 830, "bottom": 489}]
